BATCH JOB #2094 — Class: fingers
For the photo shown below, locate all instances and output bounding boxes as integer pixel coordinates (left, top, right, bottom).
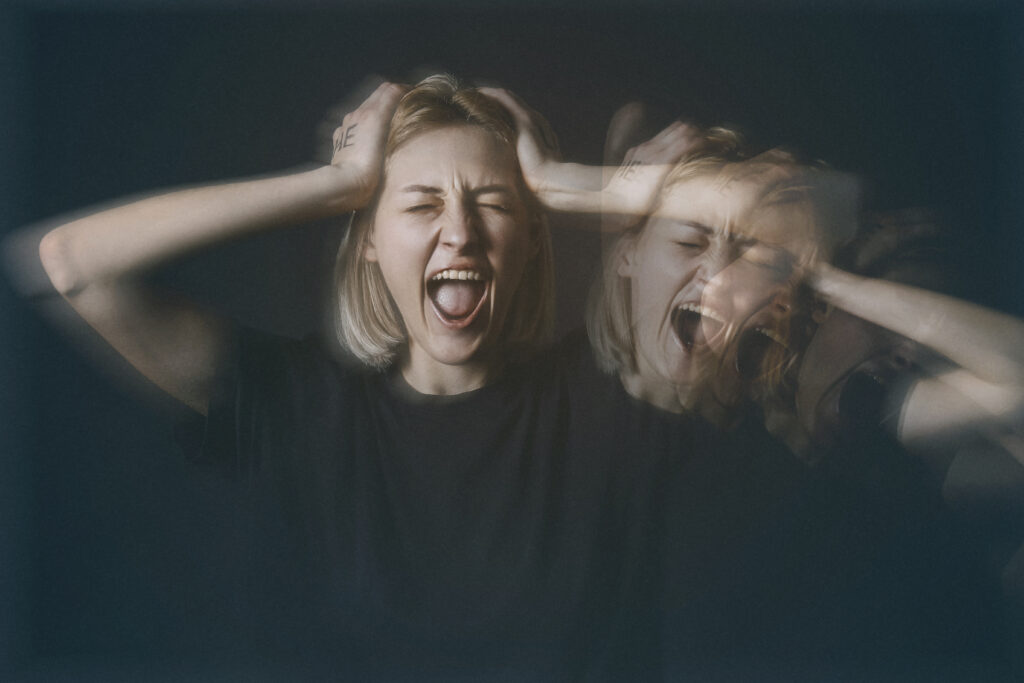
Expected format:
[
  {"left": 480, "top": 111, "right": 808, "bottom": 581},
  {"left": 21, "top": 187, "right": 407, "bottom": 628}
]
[
  {"left": 478, "top": 86, "right": 533, "bottom": 126},
  {"left": 479, "top": 86, "right": 560, "bottom": 157},
  {"left": 605, "top": 102, "right": 649, "bottom": 165},
  {"left": 319, "top": 79, "right": 408, "bottom": 164},
  {"left": 623, "top": 120, "right": 700, "bottom": 166},
  {"left": 360, "top": 80, "right": 408, "bottom": 113},
  {"left": 339, "top": 81, "right": 407, "bottom": 130}
]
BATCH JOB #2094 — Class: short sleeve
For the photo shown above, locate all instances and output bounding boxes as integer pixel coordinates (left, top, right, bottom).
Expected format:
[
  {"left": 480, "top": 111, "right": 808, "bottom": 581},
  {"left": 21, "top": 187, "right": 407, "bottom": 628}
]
[{"left": 179, "top": 324, "right": 301, "bottom": 479}]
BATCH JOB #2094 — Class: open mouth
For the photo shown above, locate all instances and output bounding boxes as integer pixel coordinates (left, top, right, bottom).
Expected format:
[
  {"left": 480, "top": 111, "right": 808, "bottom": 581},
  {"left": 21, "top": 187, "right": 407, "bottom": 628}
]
[
  {"left": 427, "top": 269, "right": 489, "bottom": 329},
  {"left": 734, "top": 327, "right": 788, "bottom": 379},
  {"left": 671, "top": 303, "right": 725, "bottom": 351},
  {"left": 837, "top": 368, "right": 891, "bottom": 429}
]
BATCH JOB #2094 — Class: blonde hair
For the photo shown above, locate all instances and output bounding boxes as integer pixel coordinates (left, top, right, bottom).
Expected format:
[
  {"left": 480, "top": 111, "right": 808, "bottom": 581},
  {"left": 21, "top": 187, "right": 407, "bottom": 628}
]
[
  {"left": 587, "top": 127, "right": 750, "bottom": 376},
  {"left": 333, "top": 74, "right": 555, "bottom": 369},
  {"left": 587, "top": 129, "right": 848, "bottom": 401}
]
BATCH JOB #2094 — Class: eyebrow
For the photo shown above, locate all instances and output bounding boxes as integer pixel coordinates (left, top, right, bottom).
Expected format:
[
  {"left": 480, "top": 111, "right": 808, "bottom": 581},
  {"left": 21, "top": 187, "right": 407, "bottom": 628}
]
[
  {"left": 401, "top": 185, "right": 443, "bottom": 195},
  {"left": 672, "top": 220, "right": 714, "bottom": 234},
  {"left": 400, "top": 184, "right": 516, "bottom": 197},
  {"left": 470, "top": 185, "right": 516, "bottom": 197}
]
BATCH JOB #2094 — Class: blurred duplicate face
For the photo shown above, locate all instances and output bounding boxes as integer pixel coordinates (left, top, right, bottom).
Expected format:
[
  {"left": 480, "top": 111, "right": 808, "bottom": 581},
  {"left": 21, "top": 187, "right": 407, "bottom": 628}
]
[
  {"left": 367, "top": 124, "right": 534, "bottom": 378},
  {"left": 795, "top": 263, "right": 939, "bottom": 449},
  {"left": 619, "top": 159, "right": 816, "bottom": 411}
]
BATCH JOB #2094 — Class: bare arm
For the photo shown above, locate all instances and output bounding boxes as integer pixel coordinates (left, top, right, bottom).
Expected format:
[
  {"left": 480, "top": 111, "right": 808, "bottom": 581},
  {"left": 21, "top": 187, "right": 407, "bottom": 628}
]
[
  {"left": 479, "top": 88, "right": 696, "bottom": 224},
  {"left": 812, "top": 262, "right": 1024, "bottom": 453},
  {"left": 32, "top": 81, "right": 406, "bottom": 414}
]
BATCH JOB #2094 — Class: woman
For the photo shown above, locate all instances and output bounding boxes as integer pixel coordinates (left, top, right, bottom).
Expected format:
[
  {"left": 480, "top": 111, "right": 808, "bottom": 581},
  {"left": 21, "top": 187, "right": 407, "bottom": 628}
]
[
  {"left": 794, "top": 215, "right": 1024, "bottom": 462},
  {"left": 585, "top": 131, "right": 845, "bottom": 426},
  {"left": 773, "top": 216, "right": 1024, "bottom": 673},
  {"left": 33, "top": 75, "right": 664, "bottom": 679}
]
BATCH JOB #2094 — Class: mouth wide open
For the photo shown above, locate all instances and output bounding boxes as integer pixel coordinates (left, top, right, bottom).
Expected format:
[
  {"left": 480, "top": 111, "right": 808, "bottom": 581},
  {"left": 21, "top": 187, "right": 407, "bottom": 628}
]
[
  {"left": 671, "top": 304, "right": 724, "bottom": 351},
  {"left": 427, "top": 270, "right": 490, "bottom": 329}
]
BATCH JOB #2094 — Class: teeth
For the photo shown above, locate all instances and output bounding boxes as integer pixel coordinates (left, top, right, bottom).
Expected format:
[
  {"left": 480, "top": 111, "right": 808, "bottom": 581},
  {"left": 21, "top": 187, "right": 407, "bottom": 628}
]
[
  {"left": 677, "top": 302, "right": 725, "bottom": 324},
  {"left": 431, "top": 269, "right": 484, "bottom": 282},
  {"left": 755, "top": 327, "right": 787, "bottom": 346}
]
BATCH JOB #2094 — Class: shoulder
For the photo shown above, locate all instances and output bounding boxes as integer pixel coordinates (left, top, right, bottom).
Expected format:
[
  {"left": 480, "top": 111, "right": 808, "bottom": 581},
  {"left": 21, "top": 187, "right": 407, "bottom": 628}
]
[{"left": 228, "top": 325, "right": 366, "bottom": 393}]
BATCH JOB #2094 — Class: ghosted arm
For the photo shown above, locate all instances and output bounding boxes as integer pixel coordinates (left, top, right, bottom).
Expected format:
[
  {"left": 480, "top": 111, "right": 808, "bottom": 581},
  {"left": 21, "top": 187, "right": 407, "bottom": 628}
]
[
  {"left": 812, "top": 262, "right": 1024, "bottom": 459},
  {"left": 20, "top": 82, "right": 406, "bottom": 414},
  {"left": 480, "top": 87, "right": 696, "bottom": 225}
]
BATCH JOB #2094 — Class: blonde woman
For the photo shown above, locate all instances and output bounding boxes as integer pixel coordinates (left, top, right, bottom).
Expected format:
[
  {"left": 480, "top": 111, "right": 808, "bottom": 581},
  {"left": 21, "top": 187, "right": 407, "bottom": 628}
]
[{"left": 31, "top": 75, "right": 668, "bottom": 678}]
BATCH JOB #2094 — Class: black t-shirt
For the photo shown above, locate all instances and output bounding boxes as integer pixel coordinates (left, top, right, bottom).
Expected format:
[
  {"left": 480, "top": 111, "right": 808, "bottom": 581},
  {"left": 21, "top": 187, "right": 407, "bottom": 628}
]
[{"left": 190, "top": 326, "right": 708, "bottom": 680}]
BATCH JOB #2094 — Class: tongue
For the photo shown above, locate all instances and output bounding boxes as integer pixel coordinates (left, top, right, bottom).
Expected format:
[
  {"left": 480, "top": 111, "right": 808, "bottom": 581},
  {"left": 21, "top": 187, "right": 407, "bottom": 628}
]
[
  {"left": 675, "top": 310, "right": 707, "bottom": 349},
  {"left": 433, "top": 281, "right": 484, "bottom": 319}
]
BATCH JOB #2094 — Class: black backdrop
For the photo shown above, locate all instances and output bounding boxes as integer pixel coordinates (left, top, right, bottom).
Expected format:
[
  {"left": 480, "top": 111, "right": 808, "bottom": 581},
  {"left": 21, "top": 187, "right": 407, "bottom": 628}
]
[{"left": 2, "top": 1, "right": 1022, "bottom": 678}]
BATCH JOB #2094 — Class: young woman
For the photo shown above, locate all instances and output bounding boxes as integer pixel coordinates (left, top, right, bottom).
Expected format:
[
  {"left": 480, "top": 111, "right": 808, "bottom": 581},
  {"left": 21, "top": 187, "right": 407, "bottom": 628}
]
[
  {"left": 772, "top": 217, "right": 1024, "bottom": 673},
  {"left": 33, "top": 75, "right": 675, "bottom": 679},
  {"left": 586, "top": 135, "right": 841, "bottom": 425}
]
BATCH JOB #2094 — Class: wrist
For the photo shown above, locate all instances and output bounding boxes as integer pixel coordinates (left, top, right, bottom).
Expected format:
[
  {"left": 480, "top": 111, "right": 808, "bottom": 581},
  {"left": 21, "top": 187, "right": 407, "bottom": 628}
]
[
  {"left": 810, "top": 262, "right": 858, "bottom": 303},
  {"left": 317, "top": 164, "right": 376, "bottom": 214}
]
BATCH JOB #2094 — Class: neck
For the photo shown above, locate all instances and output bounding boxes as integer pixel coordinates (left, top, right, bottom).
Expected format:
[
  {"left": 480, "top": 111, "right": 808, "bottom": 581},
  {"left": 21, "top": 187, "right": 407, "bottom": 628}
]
[
  {"left": 682, "top": 375, "right": 743, "bottom": 430},
  {"left": 619, "top": 368, "right": 685, "bottom": 414},
  {"left": 399, "top": 348, "right": 499, "bottom": 396}
]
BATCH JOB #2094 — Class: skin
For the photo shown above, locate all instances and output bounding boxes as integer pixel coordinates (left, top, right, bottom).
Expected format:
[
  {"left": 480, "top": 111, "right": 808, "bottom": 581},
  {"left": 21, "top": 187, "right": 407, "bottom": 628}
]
[
  {"left": 33, "top": 81, "right": 408, "bottom": 413},
  {"left": 618, "top": 166, "right": 810, "bottom": 416},
  {"left": 796, "top": 261, "right": 1024, "bottom": 456},
  {"left": 366, "top": 125, "right": 535, "bottom": 395},
  {"left": 795, "top": 306, "right": 921, "bottom": 449}
]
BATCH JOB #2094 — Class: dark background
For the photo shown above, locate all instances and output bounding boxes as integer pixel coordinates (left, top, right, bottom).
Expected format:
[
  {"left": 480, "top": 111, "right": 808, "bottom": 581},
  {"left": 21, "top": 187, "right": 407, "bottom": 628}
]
[{"left": 2, "top": 1, "right": 1022, "bottom": 678}]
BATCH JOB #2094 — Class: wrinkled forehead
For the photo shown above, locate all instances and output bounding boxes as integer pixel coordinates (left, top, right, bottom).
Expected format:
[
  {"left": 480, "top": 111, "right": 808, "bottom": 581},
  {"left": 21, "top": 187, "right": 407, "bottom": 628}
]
[
  {"left": 655, "top": 160, "right": 820, "bottom": 253},
  {"left": 383, "top": 124, "right": 521, "bottom": 186}
]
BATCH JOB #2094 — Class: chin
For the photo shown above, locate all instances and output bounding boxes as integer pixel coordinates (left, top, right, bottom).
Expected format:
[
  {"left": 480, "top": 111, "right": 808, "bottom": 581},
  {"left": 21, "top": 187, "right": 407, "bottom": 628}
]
[{"left": 428, "top": 336, "right": 489, "bottom": 367}]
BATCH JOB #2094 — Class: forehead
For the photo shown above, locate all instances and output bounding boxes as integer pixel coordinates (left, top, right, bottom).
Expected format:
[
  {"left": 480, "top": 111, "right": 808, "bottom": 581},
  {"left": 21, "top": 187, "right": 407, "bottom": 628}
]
[
  {"left": 654, "top": 165, "right": 817, "bottom": 249},
  {"left": 383, "top": 125, "right": 519, "bottom": 188}
]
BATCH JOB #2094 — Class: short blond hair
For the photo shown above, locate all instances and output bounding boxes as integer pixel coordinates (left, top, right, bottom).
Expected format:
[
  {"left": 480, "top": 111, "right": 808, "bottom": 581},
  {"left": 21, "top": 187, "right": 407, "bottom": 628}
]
[
  {"left": 333, "top": 74, "right": 555, "bottom": 369},
  {"left": 587, "top": 130, "right": 848, "bottom": 396}
]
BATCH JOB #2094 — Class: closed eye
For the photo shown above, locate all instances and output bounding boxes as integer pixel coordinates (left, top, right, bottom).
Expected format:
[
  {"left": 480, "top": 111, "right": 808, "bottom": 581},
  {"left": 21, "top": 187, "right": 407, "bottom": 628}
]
[
  {"left": 479, "top": 203, "right": 511, "bottom": 213},
  {"left": 406, "top": 204, "right": 440, "bottom": 213}
]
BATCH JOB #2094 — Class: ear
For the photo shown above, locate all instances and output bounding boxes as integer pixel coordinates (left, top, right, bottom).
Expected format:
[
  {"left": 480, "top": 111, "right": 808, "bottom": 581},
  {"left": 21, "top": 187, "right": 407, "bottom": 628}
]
[
  {"left": 614, "top": 234, "right": 638, "bottom": 279},
  {"left": 363, "top": 230, "right": 378, "bottom": 263}
]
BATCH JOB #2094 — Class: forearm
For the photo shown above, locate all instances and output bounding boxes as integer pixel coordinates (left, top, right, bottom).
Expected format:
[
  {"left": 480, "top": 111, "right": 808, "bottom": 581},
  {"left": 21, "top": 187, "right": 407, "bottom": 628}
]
[
  {"left": 528, "top": 162, "right": 604, "bottom": 214},
  {"left": 39, "top": 164, "right": 358, "bottom": 295},
  {"left": 813, "top": 262, "right": 1024, "bottom": 386},
  {"left": 531, "top": 160, "right": 678, "bottom": 228}
]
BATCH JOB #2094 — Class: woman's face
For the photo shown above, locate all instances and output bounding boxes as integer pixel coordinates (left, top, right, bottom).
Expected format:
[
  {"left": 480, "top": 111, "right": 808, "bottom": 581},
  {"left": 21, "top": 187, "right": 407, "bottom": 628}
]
[
  {"left": 366, "top": 124, "right": 533, "bottom": 376},
  {"left": 619, "top": 167, "right": 804, "bottom": 406},
  {"left": 795, "top": 263, "right": 937, "bottom": 448}
]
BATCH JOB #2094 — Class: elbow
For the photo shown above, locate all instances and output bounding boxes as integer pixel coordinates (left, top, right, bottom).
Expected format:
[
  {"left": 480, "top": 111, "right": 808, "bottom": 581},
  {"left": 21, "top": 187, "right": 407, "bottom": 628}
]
[{"left": 38, "top": 229, "right": 80, "bottom": 296}]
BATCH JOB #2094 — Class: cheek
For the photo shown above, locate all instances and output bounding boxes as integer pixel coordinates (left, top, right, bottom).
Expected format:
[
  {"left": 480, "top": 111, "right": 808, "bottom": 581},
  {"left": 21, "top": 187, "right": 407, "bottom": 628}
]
[
  {"left": 371, "top": 225, "right": 428, "bottom": 293},
  {"left": 490, "top": 222, "right": 531, "bottom": 275},
  {"left": 712, "top": 266, "right": 784, "bottom": 320}
]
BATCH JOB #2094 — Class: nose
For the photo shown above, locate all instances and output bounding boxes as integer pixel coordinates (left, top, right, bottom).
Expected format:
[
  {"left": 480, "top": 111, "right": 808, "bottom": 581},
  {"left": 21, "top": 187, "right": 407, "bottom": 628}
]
[
  {"left": 694, "top": 241, "right": 733, "bottom": 285},
  {"left": 439, "top": 202, "right": 478, "bottom": 251},
  {"left": 769, "top": 286, "right": 792, "bottom": 316}
]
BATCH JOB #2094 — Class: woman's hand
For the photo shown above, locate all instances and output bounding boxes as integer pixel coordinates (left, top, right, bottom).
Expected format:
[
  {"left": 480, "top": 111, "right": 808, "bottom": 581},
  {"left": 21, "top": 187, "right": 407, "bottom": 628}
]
[
  {"left": 328, "top": 81, "right": 408, "bottom": 208},
  {"left": 477, "top": 87, "right": 563, "bottom": 199},
  {"left": 481, "top": 88, "right": 696, "bottom": 223},
  {"left": 601, "top": 119, "right": 699, "bottom": 232}
]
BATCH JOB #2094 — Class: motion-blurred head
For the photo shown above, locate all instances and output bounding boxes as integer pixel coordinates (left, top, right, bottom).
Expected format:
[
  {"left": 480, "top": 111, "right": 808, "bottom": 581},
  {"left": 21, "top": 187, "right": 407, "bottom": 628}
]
[
  {"left": 795, "top": 213, "right": 959, "bottom": 450},
  {"left": 590, "top": 130, "right": 851, "bottom": 421}
]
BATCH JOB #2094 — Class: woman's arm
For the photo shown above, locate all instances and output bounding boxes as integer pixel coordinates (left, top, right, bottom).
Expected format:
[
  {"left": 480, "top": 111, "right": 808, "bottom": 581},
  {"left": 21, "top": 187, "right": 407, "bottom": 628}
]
[
  {"left": 33, "top": 81, "right": 406, "bottom": 414},
  {"left": 480, "top": 88, "right": 696, "bottom": 225},
  {"left": 811, "top": 262, "right": 1024, "bottom": 453}
]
